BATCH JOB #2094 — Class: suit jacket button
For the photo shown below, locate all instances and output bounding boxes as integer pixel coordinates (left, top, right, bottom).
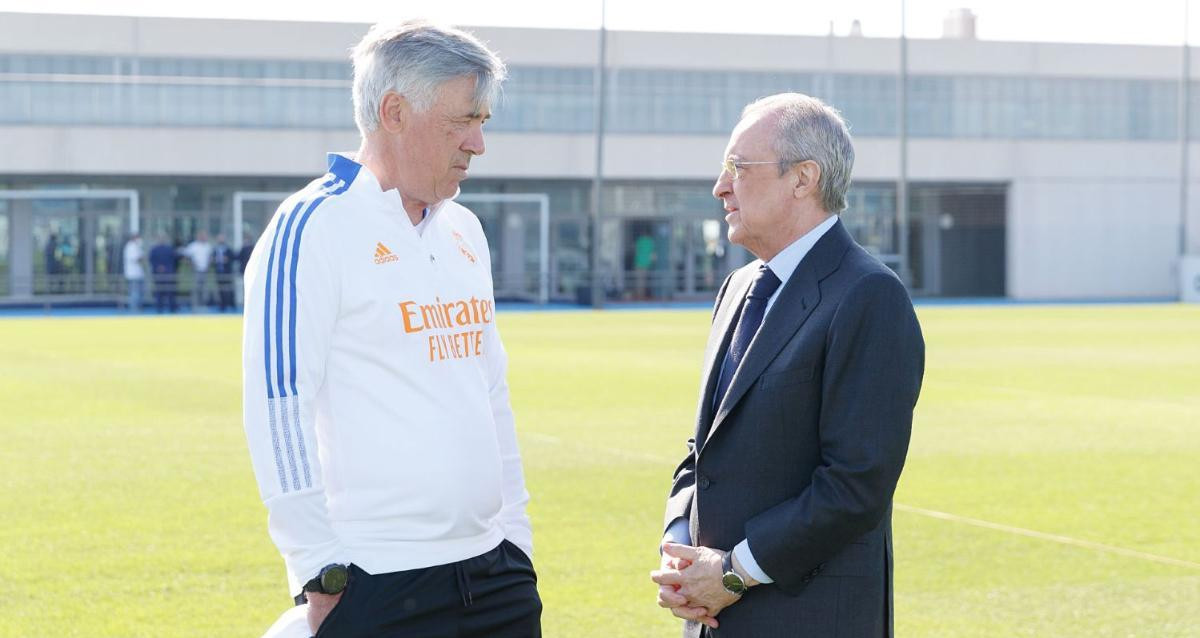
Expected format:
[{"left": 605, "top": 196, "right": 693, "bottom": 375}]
[{"left": 698, "top": 475, "right": 711, "bottom": 490}]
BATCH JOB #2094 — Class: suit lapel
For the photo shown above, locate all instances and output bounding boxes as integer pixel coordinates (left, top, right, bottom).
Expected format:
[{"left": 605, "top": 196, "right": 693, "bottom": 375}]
[
  {"left": 695, "top": 269, "right": 753, "bottom": 442},
  {"left": 702, "top": 220, "right": 854, "bottom": 452}
]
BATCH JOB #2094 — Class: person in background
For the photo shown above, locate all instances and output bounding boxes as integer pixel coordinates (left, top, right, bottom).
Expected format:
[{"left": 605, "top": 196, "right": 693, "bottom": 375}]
[
  {"left": 148, "top": 234, "right": 178, "bottom": 313},
  {"left": 182, "top": 230, "right": 214, "bottom": 312},
  {"left": 122, "top": 233, "right": 146, "bottom": 312},
  {"left": 212, "top": 233, "right": 236, "bottom": 312},
  {"left": 44, "top": 232, "right": 60, "bottom": 292},
  {"left": 237, "top": 235, "right": 256, "bottom": 311},
  {"left": 633, "top": 231, "right": 656, "bottom": 300},
  {"left": 237, "top": 240, "right": 255, "bottom": 277}
]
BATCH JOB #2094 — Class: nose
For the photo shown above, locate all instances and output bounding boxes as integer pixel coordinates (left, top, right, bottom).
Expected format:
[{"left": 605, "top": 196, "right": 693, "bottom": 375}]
[
  {"left": 713, "top": 170, "right": 732, "bottom": 201},
  {"left": 462, "top": 122, "right": 486, "bottom": 156}
]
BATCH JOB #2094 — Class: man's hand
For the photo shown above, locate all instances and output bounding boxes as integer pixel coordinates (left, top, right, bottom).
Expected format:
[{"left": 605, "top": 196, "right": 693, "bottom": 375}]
[
  {"left": 651, "top": 543, "right": 742, "bottom": 626},
  {"left": 654, "top": 545, "right": 718, "bottom": 629},
  {"left": 305, "top": 590, "right": 344, "bottom": 634}
]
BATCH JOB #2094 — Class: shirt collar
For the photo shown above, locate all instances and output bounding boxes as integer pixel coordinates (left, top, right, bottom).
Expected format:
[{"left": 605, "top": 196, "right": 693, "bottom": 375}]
[
  {"left": 326, "top": 151, "right": 453, "bottom": 223},
  {"left": 764, "top": 215, "right": 840, "bottom": 288}
]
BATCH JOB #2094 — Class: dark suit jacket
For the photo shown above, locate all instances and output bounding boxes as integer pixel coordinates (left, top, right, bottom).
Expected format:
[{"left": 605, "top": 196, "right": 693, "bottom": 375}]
[{"left": 664, "top": 220, "right": 924, "bottom": 638}]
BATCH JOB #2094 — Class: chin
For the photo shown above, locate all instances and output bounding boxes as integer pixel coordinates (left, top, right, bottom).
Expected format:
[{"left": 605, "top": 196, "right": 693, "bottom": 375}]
[
  {"left": 726, "top": 226, "right": 743, "bottom": 246},
  {"left": 436, "top": 182, "right": 462, "bottom": 201}
]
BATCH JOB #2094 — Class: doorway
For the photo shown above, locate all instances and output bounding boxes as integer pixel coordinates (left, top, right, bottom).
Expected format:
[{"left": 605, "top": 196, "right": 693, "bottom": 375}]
[{"left": 908, "top": 184, "right": 1007, "bottom": 297}]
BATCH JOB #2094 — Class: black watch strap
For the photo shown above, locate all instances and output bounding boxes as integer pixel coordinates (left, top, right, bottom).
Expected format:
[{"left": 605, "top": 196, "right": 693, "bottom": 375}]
[
  {"left": 721, "top": 551, "right": 747, "bottom": 596},
  {"left": 303, "top": 563, "right": 349, "bottom": 595}
]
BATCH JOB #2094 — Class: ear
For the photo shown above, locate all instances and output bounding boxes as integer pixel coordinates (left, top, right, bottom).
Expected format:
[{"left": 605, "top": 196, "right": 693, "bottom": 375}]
[
  {"left": 793, "top": 160, "right": 821, "bottom": 199},
  {"left": 378, "top": 92, "right": 410, "bottom": 134}
]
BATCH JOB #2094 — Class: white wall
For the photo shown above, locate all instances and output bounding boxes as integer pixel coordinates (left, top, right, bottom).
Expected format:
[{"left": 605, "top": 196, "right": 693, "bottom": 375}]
[
  {"left": 1010, "top": 179, "right": 1180, "bottom": 299},
  {"left": 1004, "top": 141, "right": 1187, "bottom": 300},
  {"left": 0, "top": 12, "right": 365, "bottom": 59},
  {"left": 3, "top": 12, "right": 1190, "bottom": 78},
  {"left": 853, "top": 138, "right": 1188, "bottom": 300},
  {"left": 0, "top": 126, "right": 356, "bottom": 176}
]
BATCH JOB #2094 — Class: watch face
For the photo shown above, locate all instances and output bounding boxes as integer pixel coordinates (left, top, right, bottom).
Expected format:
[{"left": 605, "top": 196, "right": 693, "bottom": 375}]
[
  {"left": 721, "top": 571, "right": 746, "bottom": 595},
  {"left": 320, "top": 565, "right": 349, "bottom": 594}
]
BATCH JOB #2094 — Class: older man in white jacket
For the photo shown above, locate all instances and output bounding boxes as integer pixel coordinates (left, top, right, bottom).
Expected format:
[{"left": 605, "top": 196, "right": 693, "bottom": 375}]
[{"left": 243, "top": 20, "right": 539, "bottom": 638}]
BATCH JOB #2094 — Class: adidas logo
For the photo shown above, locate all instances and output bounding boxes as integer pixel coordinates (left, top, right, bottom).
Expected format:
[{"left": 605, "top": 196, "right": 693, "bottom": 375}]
[{"left": 374, "top": 242, "right": 399, "bottom": 265}]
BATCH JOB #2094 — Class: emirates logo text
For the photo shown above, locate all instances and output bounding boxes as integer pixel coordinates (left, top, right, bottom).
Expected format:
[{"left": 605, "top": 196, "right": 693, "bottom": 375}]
[{"left": 398, "top": 296, "right": 495, "bottom": 362}]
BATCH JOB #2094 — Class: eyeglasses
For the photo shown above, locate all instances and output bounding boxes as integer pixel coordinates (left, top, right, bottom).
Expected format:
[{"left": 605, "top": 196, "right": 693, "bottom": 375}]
[{"left": 720, "top": 158, "right": 778, "bottom": 180}]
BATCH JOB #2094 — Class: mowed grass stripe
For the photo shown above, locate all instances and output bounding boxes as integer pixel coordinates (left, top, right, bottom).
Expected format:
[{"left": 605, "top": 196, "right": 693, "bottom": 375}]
[
  {"left": 896, "top": 504, "right": 1200, "bottom": 570},
  {"left": 524, "top": 419, "right": 1200, "bottom": 572}
]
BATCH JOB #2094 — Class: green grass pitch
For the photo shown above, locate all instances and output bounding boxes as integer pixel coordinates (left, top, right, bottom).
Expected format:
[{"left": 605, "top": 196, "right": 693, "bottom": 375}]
[{"left": 1, "top": 304, "right": 1197, "bottom": 637}]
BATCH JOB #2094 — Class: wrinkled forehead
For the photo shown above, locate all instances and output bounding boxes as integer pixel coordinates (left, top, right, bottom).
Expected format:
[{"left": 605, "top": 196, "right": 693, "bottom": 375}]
[
  {"left": 432, "top": 73, "right": 494, "bottom": 117},
  {"left": 725, "top": 109, "right": 778, "bottom": 157}
]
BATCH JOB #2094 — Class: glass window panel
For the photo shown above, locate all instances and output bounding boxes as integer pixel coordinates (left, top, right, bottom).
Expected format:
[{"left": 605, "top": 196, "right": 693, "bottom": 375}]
[
  {"left": 0, "top": 81, "right": 32, "bottom": 123},
  {"left": 0, "top": 53, "right": 1188, "bottom": 138},
  {"left": 178, "top": 58, "right": 202, "bottom": 77},
  {"left": 843, "top": 183, "right": 896, "bottom": 254},
  {"left": 200, "top": 59, "right": 222, "bottom": 77},
  {"left": 159, "top": 58, "right": 181, "bottom": 76}
]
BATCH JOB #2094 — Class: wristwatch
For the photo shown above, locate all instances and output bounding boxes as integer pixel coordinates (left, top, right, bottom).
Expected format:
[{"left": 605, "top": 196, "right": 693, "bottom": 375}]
[
  {"left": 303, "top": 563, "right": 349, "bottom": 596},
  {"left": 720, "top": 551, "right": 747, "bottom": 596}
]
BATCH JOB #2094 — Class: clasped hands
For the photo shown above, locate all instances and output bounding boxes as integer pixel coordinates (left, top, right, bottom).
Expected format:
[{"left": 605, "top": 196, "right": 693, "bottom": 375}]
[{"left": 650, "top": 542, "right": 745, "bottom": 630}]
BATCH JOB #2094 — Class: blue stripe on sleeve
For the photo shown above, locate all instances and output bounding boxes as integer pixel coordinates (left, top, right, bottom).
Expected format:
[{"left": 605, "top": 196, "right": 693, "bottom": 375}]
[
  {"left": 261, "top": 198, "right": 297, "bottom": 400},
  {"left": 257, "top": 168, "right": 352, "bottom": 493},
  {"left": 280, "top": 177, "right": 350, "bottom": 492},
  {"left": 258, "top": 175, "right": 338, "bottom": 494},
  {"left": 286, "top": 177, "right": 353, "bottom": 396},
  {"left": 271, "top": 177, "right": 337, "bottom": 398}
]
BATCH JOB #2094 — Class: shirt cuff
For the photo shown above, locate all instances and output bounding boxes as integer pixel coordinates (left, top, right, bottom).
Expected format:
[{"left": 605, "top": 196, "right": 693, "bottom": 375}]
[
  {"left": 733, "top": 538, "right": 774, "bottom": 584},
  {"left": 662, "top": 517, "right": 692, "bottom": 550}
]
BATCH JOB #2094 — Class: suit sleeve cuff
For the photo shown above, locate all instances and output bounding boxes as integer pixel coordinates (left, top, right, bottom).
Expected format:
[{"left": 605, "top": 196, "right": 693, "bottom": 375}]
[{"left": 733, "top": 538, "right": 774, "bottom": 584}]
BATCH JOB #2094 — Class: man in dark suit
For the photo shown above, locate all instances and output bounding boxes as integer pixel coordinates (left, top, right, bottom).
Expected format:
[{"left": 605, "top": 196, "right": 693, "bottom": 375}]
[
  {"left": 148, "top": 234, "right": 179, "bottom": 313},
  {"left": 651, "top": 93, "right": 924, "bottom": 637},
  {"left": 211, "top": 233, "right": 235, "bottom": 312}
]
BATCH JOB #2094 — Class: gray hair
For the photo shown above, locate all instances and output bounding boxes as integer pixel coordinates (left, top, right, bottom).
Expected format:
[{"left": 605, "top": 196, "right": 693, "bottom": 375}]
[
  {"left": 743, "top": 93, "right": 855, "bottom": 213},
  {"left": 351, "top": 20, "right": 507, "bottom": 136}
]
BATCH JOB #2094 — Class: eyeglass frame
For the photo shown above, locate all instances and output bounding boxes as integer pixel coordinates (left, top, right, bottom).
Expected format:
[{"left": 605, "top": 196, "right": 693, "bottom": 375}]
[{"left": 720, "top": 157, "right": 782, "bottom": 181}]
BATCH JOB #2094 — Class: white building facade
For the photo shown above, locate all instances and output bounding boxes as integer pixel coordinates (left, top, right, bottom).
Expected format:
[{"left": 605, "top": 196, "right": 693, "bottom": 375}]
[{"left": 1, "top": 12, "right": 1197, "bottom": 304}]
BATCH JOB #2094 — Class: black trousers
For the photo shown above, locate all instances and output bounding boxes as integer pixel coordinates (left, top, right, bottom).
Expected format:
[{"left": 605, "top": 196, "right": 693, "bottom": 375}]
[
  {"left": 312, "top": 540, "right": 541, "bottom": 638},
  {"left": 216, "top": 274, "right": 235, "bottom": 311},
  {"left": 153, "top": 274, "right": 177, "bottom": 313}
]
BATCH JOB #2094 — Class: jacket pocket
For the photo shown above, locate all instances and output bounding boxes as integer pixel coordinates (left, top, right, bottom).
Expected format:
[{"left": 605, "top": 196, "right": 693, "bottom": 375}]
[
  {"left": 759, "top": 363, "right": 816, "bottom": 390},
  {"left": 820, "top": 540, "right": 874, "bottom": 577}
]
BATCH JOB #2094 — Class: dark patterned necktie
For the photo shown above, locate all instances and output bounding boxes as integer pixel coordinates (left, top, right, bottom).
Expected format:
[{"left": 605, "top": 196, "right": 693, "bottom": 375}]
[{"left": 714, "top": 264, "right": 783, "bottom": 411}]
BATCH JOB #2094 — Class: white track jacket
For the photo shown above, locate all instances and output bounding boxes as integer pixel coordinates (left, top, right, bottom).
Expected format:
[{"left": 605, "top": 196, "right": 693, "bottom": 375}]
[{"left": 242, "top": 153, "right": 532, "bottom": 595}]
